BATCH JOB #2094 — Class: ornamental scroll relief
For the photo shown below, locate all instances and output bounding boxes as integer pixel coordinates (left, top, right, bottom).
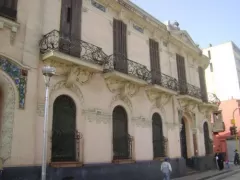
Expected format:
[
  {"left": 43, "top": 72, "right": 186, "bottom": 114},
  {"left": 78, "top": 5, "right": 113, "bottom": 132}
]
[{"left": 82, "top": 108, "right": 111, "bottom": 124}]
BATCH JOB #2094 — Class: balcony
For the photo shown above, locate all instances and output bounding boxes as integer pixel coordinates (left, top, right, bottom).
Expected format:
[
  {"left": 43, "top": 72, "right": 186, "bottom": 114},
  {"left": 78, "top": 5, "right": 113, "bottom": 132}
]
[
  {"left": 39, "top": 30, "right": 108, "bottom": 72},
  {"left": 149, "top": 69, "right": 179, "bottom": 95},
  {"left": 103, "top": 54, "right": 151, "bottom": 85},
  {"left": 212, "top": 110, "right": 225, "bottom": 133},
  {"left": 207, "top": 93, "right": 220, "bottom": 106},
  {"left": 178, "top": 79, "right": 202, "bottom": 103}
]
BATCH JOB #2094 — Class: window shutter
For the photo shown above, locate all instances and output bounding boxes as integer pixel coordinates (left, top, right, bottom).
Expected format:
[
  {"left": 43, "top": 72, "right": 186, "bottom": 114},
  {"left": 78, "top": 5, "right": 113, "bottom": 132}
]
[
  {"left": 113, "top": 19, "right": 128, "bottom": 74},
  {"left": 176, "top": 54, "right": 187, "bottom": 93},
  {"left": 198, "top": 67, "right": 208, "bottom": 102},
  {"left": 0, "top": 0, "right": 17, "bottom": 20},
  {"left": 69, "top": 0, "right": 82, "bottom": 57},
  {"left": 59, "top": 0, "right": 72, "bottom": 54},
  {"left": 149, "top": 39, "right": 160, "bottom": 84}
]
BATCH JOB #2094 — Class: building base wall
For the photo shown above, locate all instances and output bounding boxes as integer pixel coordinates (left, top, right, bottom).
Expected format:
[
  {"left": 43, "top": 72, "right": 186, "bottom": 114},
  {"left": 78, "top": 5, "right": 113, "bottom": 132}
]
[
  {"left": 189, "top": 155, "right": 216, "bottom": 171},
  {"left": 2, "top": 158, "right": 187, "bottom": 180}
]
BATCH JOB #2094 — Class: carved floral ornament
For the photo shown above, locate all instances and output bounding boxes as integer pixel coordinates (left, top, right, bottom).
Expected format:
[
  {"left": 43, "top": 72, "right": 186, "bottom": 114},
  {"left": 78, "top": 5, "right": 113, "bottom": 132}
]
[
  {"left": 198, "top": 104, "right": 213, "bottom": 119},
  {"left": 105, "top": 78, "right": 139, "bottom": 97},
  {"left": 177, "top": 98, "right": 198, "bottom": 113},
  {"left": 145, "top": 89, "right": 172, "bottom": 108},
  {"left": 43, "top": 60, "right": 93, "bottom": 87},
  {"left": 50, "top": 80, "right": 84, "bottom": 106}
]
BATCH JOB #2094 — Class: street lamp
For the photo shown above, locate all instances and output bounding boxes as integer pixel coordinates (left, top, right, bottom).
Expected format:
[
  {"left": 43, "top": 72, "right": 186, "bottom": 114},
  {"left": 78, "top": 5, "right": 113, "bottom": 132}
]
[
  {"left": 41, "top": 66, "right": 56, "bottom": 180},
  {"left": 232, "top": 108, "right": 240, "bottom": 152}
]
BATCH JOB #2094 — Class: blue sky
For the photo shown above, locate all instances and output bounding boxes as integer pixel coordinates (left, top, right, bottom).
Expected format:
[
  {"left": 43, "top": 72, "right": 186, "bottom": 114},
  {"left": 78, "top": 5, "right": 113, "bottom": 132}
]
[{"left": 131, "top": 0, "right": 239, "bottom": 48}]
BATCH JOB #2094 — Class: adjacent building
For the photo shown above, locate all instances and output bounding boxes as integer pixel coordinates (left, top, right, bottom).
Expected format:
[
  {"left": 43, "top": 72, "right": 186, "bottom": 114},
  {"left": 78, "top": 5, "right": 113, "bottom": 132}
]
[
  {"left": 0, "top": 0, "right": 219, "bottom": 179},
  {"left": 203, "top": 41, "right": 240, "bottom": 101},
  {"left": 213, "top": 99, "right": 240, "bottom": 161}
]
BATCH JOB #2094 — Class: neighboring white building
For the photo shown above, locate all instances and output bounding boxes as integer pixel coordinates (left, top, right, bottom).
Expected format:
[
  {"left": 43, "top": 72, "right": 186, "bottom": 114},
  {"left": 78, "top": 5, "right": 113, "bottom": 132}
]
[{"left": 203, "top": 42, "right": 240, "bottom": 101}]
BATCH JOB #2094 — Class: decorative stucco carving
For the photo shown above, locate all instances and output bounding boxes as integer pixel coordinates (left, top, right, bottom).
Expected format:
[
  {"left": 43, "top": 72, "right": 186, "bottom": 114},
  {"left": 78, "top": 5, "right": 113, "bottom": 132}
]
[
  {"left": 198, "top": 105, "right": 212, "bottom": 119},
  {"left": 0, "top": 72, "right": 15, "bottom": 162},
  {"left": 66, "top": 66, "right": 93, "bottom": 87},
  {"left": 177, "top": 98, "right": 198, "bottom": 112},
  {"left": 146, "top": 89, "right": 172, "bottom": 108},
  {"left": 43, "top": 59, "right": 71, "bottom": 75},
  {"left": 110, "top": 94, "right": 133, "bottom": 113},
  {"left": 105, "top": 78, "right": 139, "bottom": 97},
  {"left": 132, "top": 116, "right": 151, "bottom": 128},
  {"left": 82, "top": 108, "right": 111, "bottom": 124},
  {"left": 37, "top": 102, "right": 45, "bottom": 117},
  {"left": 50, "top": 80, "right": 84, "bottom": 106}
]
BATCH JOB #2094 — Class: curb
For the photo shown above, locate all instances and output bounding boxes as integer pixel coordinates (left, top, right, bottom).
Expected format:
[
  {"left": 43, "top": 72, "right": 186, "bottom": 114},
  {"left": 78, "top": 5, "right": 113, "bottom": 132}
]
[{"left": 198, "top": 169, "right": 240, "bottom": 180}]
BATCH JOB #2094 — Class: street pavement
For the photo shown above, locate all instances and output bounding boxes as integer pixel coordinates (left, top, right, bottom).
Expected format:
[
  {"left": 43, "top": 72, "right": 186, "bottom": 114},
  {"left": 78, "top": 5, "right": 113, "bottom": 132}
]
[
  {"left": 208, "top": 170, "right": 240, "bottom": 180},
  {"left": 173, "top": 164, "right": 240, "bottom": 180}
]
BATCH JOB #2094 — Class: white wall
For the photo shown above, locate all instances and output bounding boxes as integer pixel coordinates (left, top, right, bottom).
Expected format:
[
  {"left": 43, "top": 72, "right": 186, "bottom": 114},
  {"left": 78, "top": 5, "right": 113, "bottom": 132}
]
[{"left": 203, "top": 42, "right": 240, "bottom": 101}]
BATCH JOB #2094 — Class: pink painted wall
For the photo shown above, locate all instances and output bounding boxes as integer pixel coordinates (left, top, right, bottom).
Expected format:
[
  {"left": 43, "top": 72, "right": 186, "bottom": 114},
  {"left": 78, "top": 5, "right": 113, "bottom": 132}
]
[{"left": 213, "top": 99, "right": 240, "bottom": 159}]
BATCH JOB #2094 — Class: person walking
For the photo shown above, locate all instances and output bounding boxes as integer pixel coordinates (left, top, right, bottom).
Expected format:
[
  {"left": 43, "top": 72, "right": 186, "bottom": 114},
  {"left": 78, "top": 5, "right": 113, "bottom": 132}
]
[
  {"left": 234, "top": 149, "right": 239, "bottom": 165},
  {"left": 215, "top": 152, "right": 224, "bottom": 170},
  {"left": 161, "top": 158, "right": 172, "bottom": 180}
]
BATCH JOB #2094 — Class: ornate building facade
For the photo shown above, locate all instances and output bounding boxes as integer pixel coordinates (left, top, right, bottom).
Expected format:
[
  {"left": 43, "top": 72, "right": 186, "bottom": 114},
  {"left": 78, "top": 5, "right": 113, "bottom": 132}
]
[{"left": 0, "top": 0, "right": 220, "bottom": 179}]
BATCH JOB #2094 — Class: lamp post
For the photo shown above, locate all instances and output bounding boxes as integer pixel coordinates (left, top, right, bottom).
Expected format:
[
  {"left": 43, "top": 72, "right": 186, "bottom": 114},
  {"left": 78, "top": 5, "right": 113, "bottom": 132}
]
[
  {"left": 41, "top": 66, "right": 56, "bottom": 180},
  {"left": 232, "top": 108, "right": 240, "bottom": 152}
]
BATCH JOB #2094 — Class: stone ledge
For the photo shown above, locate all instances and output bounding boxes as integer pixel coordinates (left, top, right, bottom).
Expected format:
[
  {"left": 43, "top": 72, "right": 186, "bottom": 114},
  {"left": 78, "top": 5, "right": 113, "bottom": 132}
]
[
  {"left": 49, "top": 161, "right": 83, "bottom": 168},
  {"left": 0, "top": 16, "right": 20, "bottom": 44},
  {"left": 112, "top": 159, "right": 135, "bottom": 164}
]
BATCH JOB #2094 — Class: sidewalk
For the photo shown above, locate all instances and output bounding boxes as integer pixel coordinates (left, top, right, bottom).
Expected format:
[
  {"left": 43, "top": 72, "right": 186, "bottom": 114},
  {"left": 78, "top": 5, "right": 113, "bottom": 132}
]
[{"left": 173, "top": 165, "right": 240, "bottom": 180}]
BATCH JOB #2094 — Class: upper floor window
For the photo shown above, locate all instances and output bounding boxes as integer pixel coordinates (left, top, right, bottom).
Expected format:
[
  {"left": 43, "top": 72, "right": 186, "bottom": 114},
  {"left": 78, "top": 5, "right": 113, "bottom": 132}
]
[
  {"left": 210, "top": 63, "right": 213, "bottom": 72},
  {"left": 208, "top": 50, "right": 211, "bottom": 59},
  {"left": 0, "top": 0, "right": 18, "bottom": 21}
]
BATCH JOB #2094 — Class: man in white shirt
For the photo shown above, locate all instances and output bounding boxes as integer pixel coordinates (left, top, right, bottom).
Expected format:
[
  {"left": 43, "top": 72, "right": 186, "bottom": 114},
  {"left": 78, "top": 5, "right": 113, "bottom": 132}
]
[{"left": 161, "top": 158, "right": 172, "bottom": 180}]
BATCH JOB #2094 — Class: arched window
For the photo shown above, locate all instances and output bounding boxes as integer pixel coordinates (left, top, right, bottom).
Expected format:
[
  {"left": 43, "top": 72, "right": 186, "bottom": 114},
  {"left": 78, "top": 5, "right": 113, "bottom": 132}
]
[
  {"left": 51, "top": 95, "right": 77, "bottom": 162},
  {"left": 0, "top": 0, "right": 18, "bottom": 21},
  {"left": 152, "top": 113, "right": 164, "bottom": 158},
  {"left": 204, "top": 122, "right": 212, "bottom": 155},
  {"left": 112, "top": 106, "right": 131, "bottom": 160}
]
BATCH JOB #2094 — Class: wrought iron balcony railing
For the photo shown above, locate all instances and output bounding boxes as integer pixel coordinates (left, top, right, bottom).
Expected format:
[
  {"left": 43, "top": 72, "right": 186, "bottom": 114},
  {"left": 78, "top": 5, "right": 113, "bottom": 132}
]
[
  {"left": 178, "top": 79, "right": 202, "bottom": 99},
  {"left": 51, "top": 129, "right": 82, "bottom": 162},
  {"left": 113, "top": 134, "right": 133, "bottom": 160},
  {"left": 151, "top": 70, "right": 179, "bottom": 92},
  {"left": 39, "top": 30, "right": 108, "bottom": 65},
  {"left": 103, "top": 54, "right": 151, "bottom": 82},
  {"left": 208, "top": 93, "right": 220, "bottom": 105}
]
